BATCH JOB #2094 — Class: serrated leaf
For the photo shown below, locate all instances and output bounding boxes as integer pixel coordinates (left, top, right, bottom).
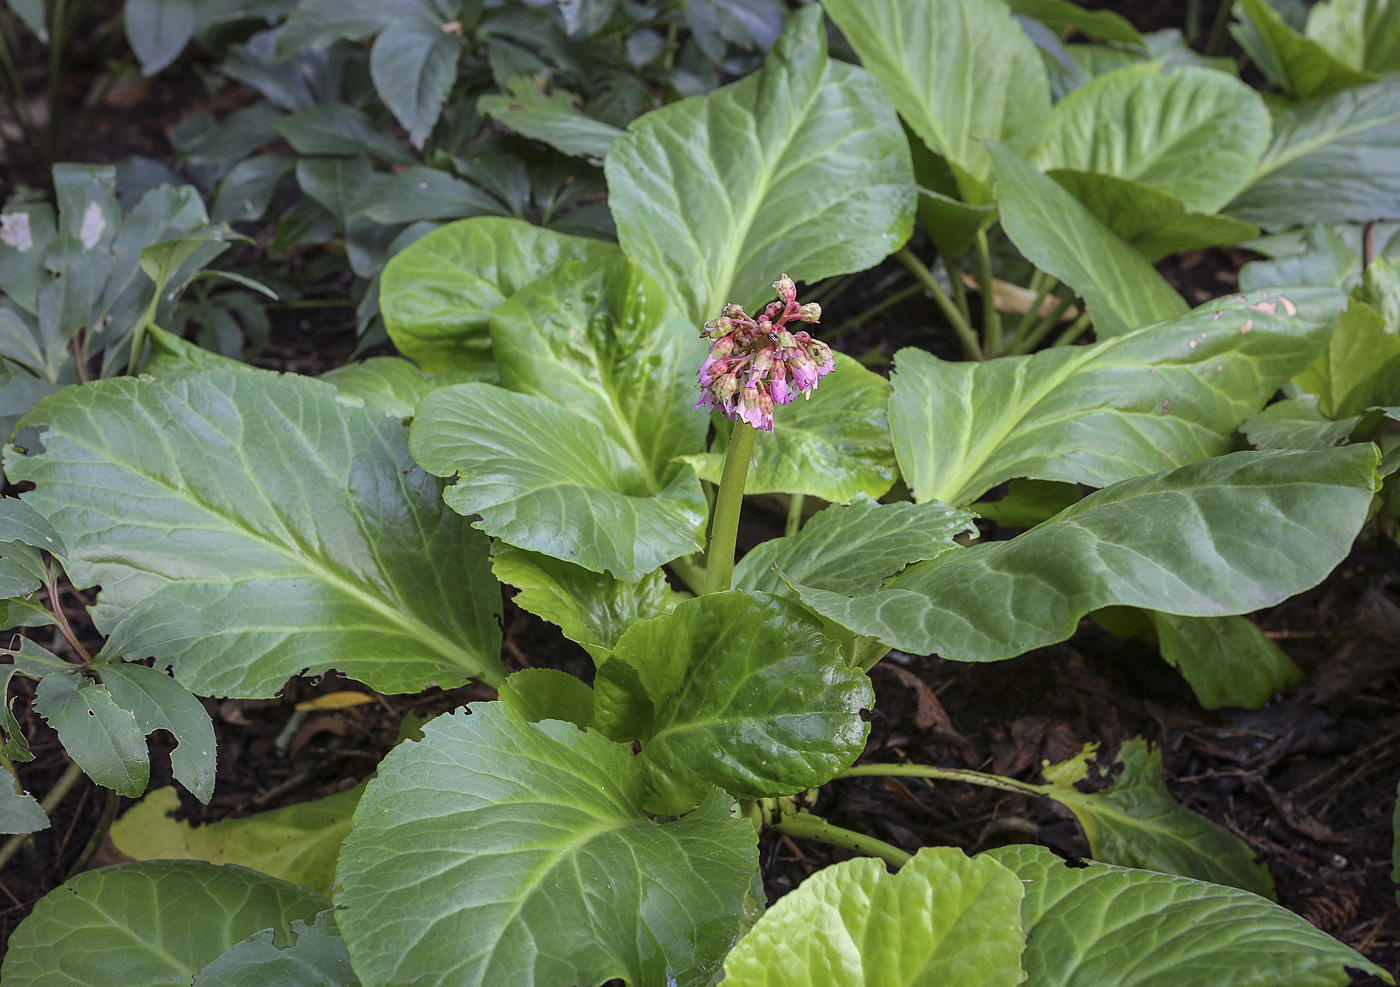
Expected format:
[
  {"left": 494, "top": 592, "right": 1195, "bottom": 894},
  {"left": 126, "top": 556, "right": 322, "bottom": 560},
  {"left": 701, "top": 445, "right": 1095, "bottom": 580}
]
[
  {"left": 99, "top": 662, "right": 216, "bottom": 803},
  {"left": 723, "top": 846, "right": 1026, "bottom": 987},
  {"left": 192, "top": 911, "right": 359, "bottom": 987},
  {"left": 8, "top": 369, "right": 503, "bottom": 697},
  {"left": 0, "top": 782, "right": 46, "bottom": 835},
  {"left": 594, "top": 591, "right": 873, "bottom": 814},
  {"left": 989, "top": 143, "right": 1186, "bottom": 338},
  {"left": 986, "top": 843, "right": 1391, "bottom": 986},
  {"left": 1148, "top": 612, "right": 1301, "bottom": 710},
  {"left": 334, "top": 701, "right": 758, "bottom": 987},
  {"left": 111, "top": 784, "right": 362, "bottom": 900},
  {"left": 410, "top": 382, "right": 706, "bottom": 579},
  {"left": 33, "top": 672, "right": 149, "bottom": 797},
  {"left": 680, "top": 352, "right": 898, "bottom": 502},
  {"left": 381, "top": 217, "right": 619, "bottom": 375},
  {"left": 605, "top": 6, "right": 915, "bottom": 324},
  {"left": 792, "top": 447, "right": 1378, "bottom": 660},
  {"left": 491, "top": 545, "right": 676, "bottom": 663},
  {"left": 370, "top": 6, "right": 460, "bottom": 147},
  {"left": 824, "top": 0, "right": 1050, "bottom": 195},
  {"left": 497, "top": 668, "right": 595, "bottom": 728},
  {"left": 890, "top": 290, "right": 1338, "bottom": 508},
  {"left": 0, "top": 861, "right": 329, "bottom": 987}
]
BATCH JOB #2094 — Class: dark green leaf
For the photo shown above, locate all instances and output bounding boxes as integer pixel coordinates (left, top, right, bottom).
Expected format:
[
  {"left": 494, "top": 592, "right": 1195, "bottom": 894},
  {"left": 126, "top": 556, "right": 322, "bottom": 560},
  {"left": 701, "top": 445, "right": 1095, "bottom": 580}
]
[
  {"left": 370, "top": 7, "right": 461, "bottom": 147},
  {"left": 0, "top": 783, "right": 46, "bottom": 835},
  {"left": 1006, "top": 0, "right": 1144, "bottom": 45},
  {"left": 479, "top": 76, "right": 626, "bottom": 162},
  {"left": 296, "top": 157, "right": 376, "bottom": 220},
  {"left": 1149, "top": 613, "right": 1301, "bottom": 709},
  {"left": 192, "top": 911, "right": 359, "bottom": 987},
  {"left": 125, "top": 0, "right": 195, "bottom": 76},
  {"left": 354, "top": 167, "right": 508, "bottom": 225},
  {"left": 497, "top": 668, "right": 595, "bottom": 728},
  {"left": 274, "top": 105, "right": 415, "bottom": 164},
  {"left": 100, "top": 662, "right": 216, "bottom": 803},
  {"left": 970, "top": 479, "right": 1083, "bottom": 529},
  {"left": 34, "top": 672, "right": 149, "bottom": 797},
  {"left": 335, "top": 701, "right": 758, "bottom": 987}
]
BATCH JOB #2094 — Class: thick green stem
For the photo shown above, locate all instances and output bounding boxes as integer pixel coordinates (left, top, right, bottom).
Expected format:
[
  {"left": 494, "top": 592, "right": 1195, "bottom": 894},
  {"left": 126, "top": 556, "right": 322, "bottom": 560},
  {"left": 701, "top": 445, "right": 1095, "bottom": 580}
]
[
  {"left": 975, "top": 230, "right": 1003, "bottom": 357},
  {"left": 948, "top": 264, "right": 972, "bottom": 325},
  {"left": 704, "top": 423, "right": 756, "bottom": 594},
  {"left": 785, "top": 493, "right": 805, "bottom": 538},
  {"left": 894, "top": 248, "right": 981, "bottom": 361},
  {"left": 771, "top": 811, "right": 912, "bottom": 868},
  {"left": 837, "top": 762, "right": 1047, "bottom": 798},
  {"left": 1012, "top": 271, "right": 1055, "bottom": 348},
  {"left": 1053, "top": 311, "right": 1093, "bottom": 348}
]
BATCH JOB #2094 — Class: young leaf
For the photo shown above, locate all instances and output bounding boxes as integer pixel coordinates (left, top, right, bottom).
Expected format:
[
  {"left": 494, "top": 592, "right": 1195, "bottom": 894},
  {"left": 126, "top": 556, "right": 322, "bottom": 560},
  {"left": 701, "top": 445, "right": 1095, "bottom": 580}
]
[
  {"left": 111, "top": 784, "right": 363, "bottom": 900},
  {"left": 793, "top": 447, "right": 1379, "bottom": 660},
  {"left": 491, "top": 545, "right": 677, "bottom": 663},
  {"left": 1307, "top": 0, "right": 1400, "bottom": 74},
  {"left": 1226, "top": 77, "right": 1400, "bottom": 230},
  {"left": 410, "top": 382, "right": 707, "bottom": 579},
  {"left": 0, "top": 861, "right": 329, "bottom": 987},
  {"left": 99, "top": 662, "right": 217, "bottom": 803},
  {"left": 989, "top": 142, "right": 1187, "bottom": 338},
  {"left": 1042, "top": 739, "right": 1273, "bottom": 896},
  {"left": 0, "top": 783, "right": 46, "bottom": 836},
  {"left": 497, "top": 668, "right": 595, "bottom": 729},
  {"left": 1295, "top": 299, "right": 1400, "bottom": 417},
  {"left": 0, "top": 664, "right": 33, "bottom": 761},
  {"left": 334, "top": 702, "right": 758, "bottom": 987},
  {"left": 1240, "top": 396, "right": 1363, "bottom": 450},
  {"left": 722, "top": 847, "right": 1026, "bottom": 987},
  {"left": 381, "top": 217, "right": 619, "bottom": 375},
  {"left": 8, "top": 369, "right": 504, "bottom": 697},
  {"left": 1233, "top": 0, "right": 1373, "bottom": 99},
  {"left": 593, "top": 591, "right": 873, "bottom": 814},
  {"left": 192, "top": 911, "right": 358, "bottom": 987},
  {"left": 889, "top": 289, "right": 1339, "bottom": 507},
  {"left": 823, "top": 0, "right": 1051, "bottom": 197},
  {"left": 33, "top": 672, "right": 149, "bottom": 797},
  {"left": 986, "top": 843, "right": 1392, "bottom": 986},
  {"left": 680, "top": 352, "right": 898, "bottom": 502},
  {"left": 1034, "top": 65, "right": 1270, "bottom": 214},
  {"left": 605, "top": 5, "right": 915, "bottom": 324},
  {"left": 1149, "top": 613, "right": 1302, "bottom": 710}
]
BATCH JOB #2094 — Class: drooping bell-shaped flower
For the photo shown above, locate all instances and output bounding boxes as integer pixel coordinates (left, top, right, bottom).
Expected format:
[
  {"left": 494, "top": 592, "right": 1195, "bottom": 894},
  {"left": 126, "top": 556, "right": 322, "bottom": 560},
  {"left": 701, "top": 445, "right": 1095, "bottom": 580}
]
[{"left": 694, "top": 274, "right": 836, "bottom": 433}]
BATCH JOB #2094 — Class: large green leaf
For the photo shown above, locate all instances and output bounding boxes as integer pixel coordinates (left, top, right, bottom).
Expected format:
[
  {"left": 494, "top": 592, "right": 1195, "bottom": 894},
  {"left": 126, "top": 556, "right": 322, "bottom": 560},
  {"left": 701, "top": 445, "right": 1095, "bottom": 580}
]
[
  {"left": 1306, "top": 0, "right": 1400, "bottom": 74},
  {"left": 593, "top": 591, "right": 873, "bottom": 814},
  {"left": 409, "top": 382, "right": 707, "bottom": 579},
  {"left": 793, "top": 447, "right": 1378, "bottom": 659},
  {"left": 7, "top": 370, "right": 503, "bottom": 697},
  {"left": 989, "top": 143, "right": 1187, "bottom": 338},
  {"left": 1233, "top": 0, "right": 1374, "bottom": 99},
  {"left": 1226, "top": 77, "right": 1400, "bottom": 230},
  {"left": 192, "top": 911, "right": 358, "bottom": 987},
  {"left": 111, "top": 784, "right": 362, "bottom": 901},
  {"left": 1296, "top": 299, "right": 1400, "bottom": 417},
  {"left": 381, "top": 217, "right": 619, "bottom": 375},
  {"left": 100, "top": 662, "right": 216, "bottom": 803},
  {"left": 334, "top": 701, "right": 758, "bottom": 987},
  {"left": 824, "top": 0, "right": 1050, "bottom": 197},
  {"left": 605, "top": 6, "right": 915, "bottom": 324},
  {"left": 680, "top": 352, "right": 898, "bottom": 502},
  {"left": 1034, "top": 66, "right": 1270, "bottom": 214},
  {"left": 491, "top": 545, "right": 677, "bottom": 663},
  {"left": 722, "top": 847, "right": 1026, "bottom": 987},
  {"left": 320, "top": 357, "right": 471, "bottom": 419},
  {"left": 889, "top": 290, "right": 1339, "bottom": 508},
  {"left": 33, "top": 672, "right": 149, "bottom": 797},
  {"left": 1150, "top": 613, "right": 1301, "bottom": 709},
  {"left": 1007, "top": 0, "right": 1144, "bottom": 45},
  {"left": 490, "top": 256, "right": 707, "bottom": 483},
  {"left": 0, "top": 861, "right": 328, "bottom": 987},
  {"left": 987, "top": 843, "right": 1391, "bottom": 986},
  {"left": 1041, "top": 739, "right": 1273, "bottom": 896}
]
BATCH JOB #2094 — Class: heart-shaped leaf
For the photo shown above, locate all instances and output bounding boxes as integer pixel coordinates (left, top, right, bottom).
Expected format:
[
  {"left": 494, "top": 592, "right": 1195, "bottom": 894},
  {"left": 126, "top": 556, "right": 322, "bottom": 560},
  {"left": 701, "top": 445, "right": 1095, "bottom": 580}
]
[
  {"left": 594, "top": 591, "right": 873, "bottom": 814},
  {"left": 606, "top": 6, "right": 915, "bottom": 324},
  {"left": 334, "top": 701, "right": 757, "bottom": 987}
]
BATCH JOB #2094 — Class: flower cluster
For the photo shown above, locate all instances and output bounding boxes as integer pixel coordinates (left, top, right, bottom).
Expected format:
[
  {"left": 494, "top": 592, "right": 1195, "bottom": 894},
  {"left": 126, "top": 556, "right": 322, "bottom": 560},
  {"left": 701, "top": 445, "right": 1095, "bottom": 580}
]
[{"left": 695, "top": 274, "right": 835, "bottom": 433}]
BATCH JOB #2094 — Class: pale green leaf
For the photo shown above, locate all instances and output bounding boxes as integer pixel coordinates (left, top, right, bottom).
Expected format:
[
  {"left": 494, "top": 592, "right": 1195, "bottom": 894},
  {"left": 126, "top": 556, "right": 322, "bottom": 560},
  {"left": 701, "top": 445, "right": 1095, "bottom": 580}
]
[
  {"left": 497, "top": 667, "right": 595, "bottom": 728},
  {"left": 1306, "top": 0, "right": 1400, "bottom": 74},
  {"left": 1296, "top": 299, "right": 1400, "bottom": 417},
  {"left": 1149, "top": 613, "right": 1301, "bottom": 709},
  {"left": 320, "top": 356, "right": 475, "bottom": 419},
  {"left": 1234, "top": 0, "right": 1374, "bottom": 98}
]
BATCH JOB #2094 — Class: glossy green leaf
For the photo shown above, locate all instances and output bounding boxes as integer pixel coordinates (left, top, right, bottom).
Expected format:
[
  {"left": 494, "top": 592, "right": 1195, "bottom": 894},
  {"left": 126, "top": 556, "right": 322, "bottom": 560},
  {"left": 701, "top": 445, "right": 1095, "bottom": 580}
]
[
  {"left": 370, "top": 3, "right": 460, "bottom": 146},
  {"left": 1035, "top": 66, "right": 1270, "bottom": 214},
  {"left": 971, "top": 479, "right": 1083, "bottom": 529},
  {"left": 1307, "top": 0, "right": 1400, "bottom": 74},
  {"left": 381, "top": 217, "right": 619, "bottom": 375},
  {"left": 491, "top": 545, "right": 676, "bottom": 663},
  {"left": 274, "top": 105, "right": 415, "bottom": 165},
  {"left": 824, "top": 0, "right": 1050, "bottom": 194},
  {"left": 497, "top": 667, "right": 595, "bottom": 728},
  {"left": 889, "top": 290, "right": 1338, "bottom": 508},
  {"left": 1234, "top": 0, "right": 1374, "bottom": 99},
  {"left": 793, "top": 447, "right": 1379, "bottom": 660},
  {"left": 594, "top": 591, "right": 873, "bottom": 814},
  {"left": 1007, "top": 0, "right": 1144, "bottom": 45},
  {"left": 1149, "top": 613, "right": 1301, "bottom": 709},
  {"left": 1042, "top": 739, "right": 1273, "bottom": 895},
  {"left": 335, "top": 701, "right": 758, "bottom": 987},
  {"left": 606, "top": 6, "right": 915, "bottom": 324},
  {"left": 1240, "top": 396, "right": 1362, "bottom": 450},
  {"left": 99, "top": 662, "right": 216, "bottom": 803},
  {"left": 989, "top": 142, "right": 1187, "bottom": 338},
  {"left": 0, "top": 861, "right": 328, "bottom": 987},
  {"left": 192, "top": 911, "right": 358, "bottom": 987},
  {"left": 410, "top": 382, "right": 706, "bottom": 579},
  {"left": 490, "top": 256, "right": 707, "bottom": 483},
  {"left": 1048, "top": 171, "right": 1260, "bottom": 262},
  {"left": 321, "top": 357, "right": 474, "bottom": 419},
  {"left": 680, "top": 352, "right": 898, "bottom": 502},
  {"left": 8, "top": 370, "right": 503, "bottom": 697},
  {"left": 111, "top": 784, "right": 362, "bottom": 901},
  {"left": 1296, "top": 299, "right": 1400, "bottom": 417},
  {"left": 987, "top": 843, "right": 1391, "bottom": 986},
  {"left": 1226, "top": 77, "right": 1400, "bottom": 230},
  {"left": 479, "top": 76, "right": 626, "bottom": 162},
  {"left": 0, "top": 782, "right": 46, "bottom": 835},
  {"left": 722, "top": 846, "right": 1026, "bottom": 987},
  {"left": 34, "top": 672, "right": 149, "bottom": 797}
]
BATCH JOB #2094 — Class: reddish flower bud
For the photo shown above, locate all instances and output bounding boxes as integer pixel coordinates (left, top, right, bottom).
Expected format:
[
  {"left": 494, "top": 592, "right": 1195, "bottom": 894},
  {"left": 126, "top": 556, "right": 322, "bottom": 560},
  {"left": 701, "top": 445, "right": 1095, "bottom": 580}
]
[{"left": 774, "top": 274, "right": 797, "bottom": 304}]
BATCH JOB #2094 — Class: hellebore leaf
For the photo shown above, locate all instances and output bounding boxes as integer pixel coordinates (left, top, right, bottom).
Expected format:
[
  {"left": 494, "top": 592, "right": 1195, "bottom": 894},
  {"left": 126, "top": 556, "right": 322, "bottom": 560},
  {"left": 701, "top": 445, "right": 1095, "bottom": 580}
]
[
  {"left": 335, "top": 701, "right": 757, "bottom": 987},
  {"left": 594, "top": 591, "right": 873, "bottom": 815}
]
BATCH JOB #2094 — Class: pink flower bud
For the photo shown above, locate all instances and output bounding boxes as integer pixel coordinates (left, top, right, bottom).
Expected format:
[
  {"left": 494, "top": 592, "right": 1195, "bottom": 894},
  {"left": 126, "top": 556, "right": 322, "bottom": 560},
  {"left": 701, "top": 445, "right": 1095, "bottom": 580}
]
[
  {"left": 762, "top": 301, "right": 783, "bottom": 322},
  {"left": 770, "top": 328, "right": 797, "bottom": 351},
  {"left": 774, "top": 274, "right": 797, "bottom": 304}
]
